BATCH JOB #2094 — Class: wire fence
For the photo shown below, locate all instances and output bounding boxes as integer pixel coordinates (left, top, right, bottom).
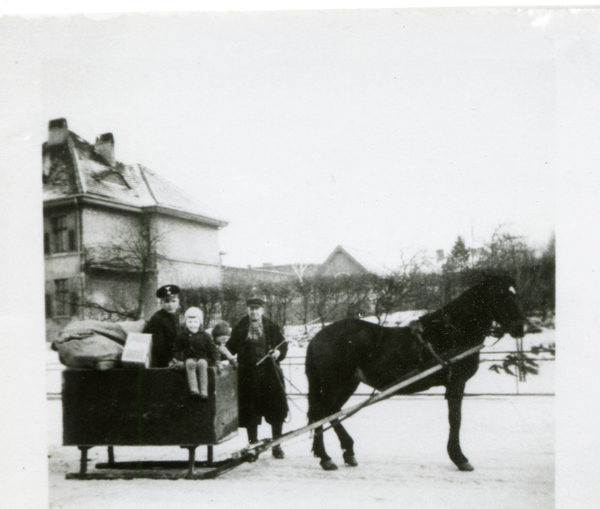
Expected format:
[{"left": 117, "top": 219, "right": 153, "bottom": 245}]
[
  {"left": 277, "top": 351, "right": 555, "bottom": 397},
  {"left": 46, "top": 350, "right": 555, "bottom": 399}
]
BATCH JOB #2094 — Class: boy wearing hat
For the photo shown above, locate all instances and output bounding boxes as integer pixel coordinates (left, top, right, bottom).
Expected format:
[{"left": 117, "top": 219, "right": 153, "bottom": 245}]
[
  {"left": 143, "top": 285, "right": 181, "bottom": 368},
  {"left": 171, "top": 307, "right": 220, "bottom": 400},
  {"left": 226, "top": 294, "right": 288, "bottom": 459},
  {"left": 211, "top": 322, "right": 238, "bottom": 369}
]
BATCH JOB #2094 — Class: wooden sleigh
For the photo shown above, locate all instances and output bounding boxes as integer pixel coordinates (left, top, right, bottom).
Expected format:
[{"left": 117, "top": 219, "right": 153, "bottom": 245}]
[{"left": 63, "top": 365, "right": 239, "bottom": 479}]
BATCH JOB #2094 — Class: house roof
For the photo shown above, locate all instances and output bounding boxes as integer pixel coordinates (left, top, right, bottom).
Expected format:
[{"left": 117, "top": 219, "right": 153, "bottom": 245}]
[
  {"left": 322, "top": 245, "right": 392, "bottom": 276},
  {"left": 43, "top": 127, "right": 227, "bottom": 228}
]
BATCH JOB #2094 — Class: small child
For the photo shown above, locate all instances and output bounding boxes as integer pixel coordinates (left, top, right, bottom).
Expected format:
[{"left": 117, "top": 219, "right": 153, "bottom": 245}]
[
  {"left": 211, "top": 322, "right": 237, "bottom": 369},
  {"left": 170, "top": 307, "right": 220, "bottom": 400}
]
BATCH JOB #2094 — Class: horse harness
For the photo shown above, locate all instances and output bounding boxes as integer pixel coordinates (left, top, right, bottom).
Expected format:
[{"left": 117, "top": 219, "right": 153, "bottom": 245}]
[
  {"left": 409, "top": 307, "right": 514, "bottom": 382},
  {"left": 408, "top": 319, "right": 453, "bottom": 382},
  {"left": 409, "top": 310, "right": 471, "bottom": 382}
]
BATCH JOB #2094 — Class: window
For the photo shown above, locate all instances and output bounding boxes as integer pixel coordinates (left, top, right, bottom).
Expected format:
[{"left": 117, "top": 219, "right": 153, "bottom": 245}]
[
  {"left": 54, "top": 279, "right": 69, "bottom": 316},
  {"left": 52, "top": 216, "right": 67, "bottom": 253},
  {"left": 47, "top": 215, "right": 77, "bottom": 254},
  {"left": 68, "top": 229, "right": 77, "bottom": 251}
]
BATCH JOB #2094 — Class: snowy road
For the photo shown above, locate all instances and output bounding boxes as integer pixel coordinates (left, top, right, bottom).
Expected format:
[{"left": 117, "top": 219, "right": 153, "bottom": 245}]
[{"left": 48, "top": 394, "right": 553, "bottom": 509}]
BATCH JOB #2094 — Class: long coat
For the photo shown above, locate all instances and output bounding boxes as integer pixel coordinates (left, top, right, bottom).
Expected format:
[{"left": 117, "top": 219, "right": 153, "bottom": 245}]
[
  {"left": 226, "top": 316, "right": 289, "bottom": 428},
  {"left": 143, "top": 309, "right": 179, "bottom": 368}
]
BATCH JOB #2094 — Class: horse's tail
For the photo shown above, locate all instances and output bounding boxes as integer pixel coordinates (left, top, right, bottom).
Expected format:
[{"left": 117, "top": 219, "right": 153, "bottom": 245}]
[
  {"left": 305, "top": 342, "right": 323, "bottom": 457},
  {"left": 305, "top": 341, "right": 322, "bottom": 424}
]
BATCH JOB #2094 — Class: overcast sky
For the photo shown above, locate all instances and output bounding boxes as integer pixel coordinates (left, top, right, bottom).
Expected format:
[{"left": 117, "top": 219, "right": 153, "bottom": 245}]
[{"left": 0, "top": 8, "right": 589, "bottom": 270}]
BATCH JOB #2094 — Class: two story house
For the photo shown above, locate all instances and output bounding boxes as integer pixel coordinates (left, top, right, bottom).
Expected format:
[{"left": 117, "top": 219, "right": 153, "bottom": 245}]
[{"left": 43, "top": 118, "right": 227, "bottom": 340}]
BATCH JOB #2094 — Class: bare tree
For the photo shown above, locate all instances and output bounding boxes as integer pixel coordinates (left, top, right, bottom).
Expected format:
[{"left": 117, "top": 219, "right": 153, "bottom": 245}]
[
  {"left": 83, "top": 216, "right": 168, "bottom": 319},
  {"left": 371, "top": 272, "right": 409, "bottom": 325},
  {"left": 79, "top": 300, "right": 138, "bottom": 322},
  {"left": 291, "top": 277, "right": 313, "bottom": 332},
  {"left": 256, "top": 280, "right": 295, "bottom": 328},
  {"left": 308, "top": 274, "right": 348, "bottom": 328},
  {"left": 291, "top": 262, "right": 311, "bottom": 282},
  {"left": 342, "top": 273, "right": 374, "bottom": 319}
]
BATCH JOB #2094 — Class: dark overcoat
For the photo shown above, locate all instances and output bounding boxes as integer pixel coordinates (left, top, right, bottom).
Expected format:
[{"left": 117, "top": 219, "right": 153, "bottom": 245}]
[
  {"left": 226, "top": 316, "right": 289, "bottom": 427},
  {"left": 143, "top": 309, "right": 180, "bottom": 368}
]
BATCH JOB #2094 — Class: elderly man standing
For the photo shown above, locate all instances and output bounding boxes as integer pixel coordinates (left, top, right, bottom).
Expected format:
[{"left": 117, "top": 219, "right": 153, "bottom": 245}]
[{"left": 226, "top": 294, "right": 288, "bottom": 459}]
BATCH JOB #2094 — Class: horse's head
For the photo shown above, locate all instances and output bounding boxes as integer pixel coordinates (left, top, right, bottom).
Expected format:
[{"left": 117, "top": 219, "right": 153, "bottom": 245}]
[{"left": 480, "top": 275, "right": 527, "bottom": 338}]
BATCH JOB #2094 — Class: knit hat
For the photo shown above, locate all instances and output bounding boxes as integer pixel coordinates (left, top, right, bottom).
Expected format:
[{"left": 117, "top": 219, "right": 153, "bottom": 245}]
[
  {"left": 184, "top": 307, "right": 203, "bottom": 320},
  {"left": 211, "top": 321, "right": 231, "bottom": 339}
]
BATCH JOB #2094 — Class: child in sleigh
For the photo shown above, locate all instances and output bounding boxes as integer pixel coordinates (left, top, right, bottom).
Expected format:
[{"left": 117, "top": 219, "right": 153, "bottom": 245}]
[{"left": 169, "top": 307, "right": 221, "bottom": 400}]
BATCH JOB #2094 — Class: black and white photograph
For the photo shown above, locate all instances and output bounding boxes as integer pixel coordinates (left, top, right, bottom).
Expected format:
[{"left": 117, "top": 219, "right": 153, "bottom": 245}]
[{"left": 1, "top": 2, "right": 598, "bottom": 508}]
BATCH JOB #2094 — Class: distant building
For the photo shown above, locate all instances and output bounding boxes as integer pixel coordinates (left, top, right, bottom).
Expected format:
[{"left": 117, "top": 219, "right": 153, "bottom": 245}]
[
  {"left": 319, "top": 245, "right": 391, "bottom": 277},
  {"left": 222, "top": 245, "right": 388, "bottom": 286},
  {"left": 254, "top": 262, "right": 320, "bottom": 280},
  {"left": 43, "top": 118, "right": 226, "bottom": 340}
]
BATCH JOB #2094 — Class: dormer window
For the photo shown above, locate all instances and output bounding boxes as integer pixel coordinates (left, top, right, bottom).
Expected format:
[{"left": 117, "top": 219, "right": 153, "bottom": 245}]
[{"left": 94, "top": 169, "right": 130, "bottom": 189}]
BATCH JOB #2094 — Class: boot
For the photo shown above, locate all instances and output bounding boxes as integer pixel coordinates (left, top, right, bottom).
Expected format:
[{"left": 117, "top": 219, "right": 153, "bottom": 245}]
[{"left": 272, "top": 445, "right": 285, "bottom": 459}]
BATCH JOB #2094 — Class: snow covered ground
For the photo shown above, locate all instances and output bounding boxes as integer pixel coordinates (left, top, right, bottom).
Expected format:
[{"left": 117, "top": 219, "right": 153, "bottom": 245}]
[
  {"left": 47, "top": 315, "right": 555, "bottom": 509},
  {"left": 47, "top": 394, "right": 553, "bottom": 509}
]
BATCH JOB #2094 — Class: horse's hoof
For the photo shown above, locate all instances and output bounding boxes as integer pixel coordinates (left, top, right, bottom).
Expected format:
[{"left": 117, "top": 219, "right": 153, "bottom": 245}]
[
  {"left": 457, "top": 461, "right": 474, "bottom": 472},
  {"left": 343, "top": 453, "right": 358, "bottom": 467},
  {"left": 320, "top": 459, "right": 338, "bottom": 471}
]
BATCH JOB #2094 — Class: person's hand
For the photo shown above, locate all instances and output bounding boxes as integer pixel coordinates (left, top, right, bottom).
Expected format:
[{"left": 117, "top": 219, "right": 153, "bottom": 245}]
[
  {"left": 170, "top": 360, "right": 184, "bottom": 370},
  {"left": 215, "top": 362, "right": 223, "bottom": 375},
  {"left": 270, "top": 349, "right": 280, "bottom": 361},
  {"left": 230, "top": 358, "right": 238, "bottom": 370}
]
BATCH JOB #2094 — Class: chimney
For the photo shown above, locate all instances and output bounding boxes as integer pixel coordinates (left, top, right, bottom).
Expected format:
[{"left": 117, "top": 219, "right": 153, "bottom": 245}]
[
  {"left": 95, "top": 133, "right": 115, "bottom": 166},
  {"left": 43, "top": 118, "right": 69, "bottom": 178},
  {"left": 47, "top": 118, "right": 68, "bottom": 145}
]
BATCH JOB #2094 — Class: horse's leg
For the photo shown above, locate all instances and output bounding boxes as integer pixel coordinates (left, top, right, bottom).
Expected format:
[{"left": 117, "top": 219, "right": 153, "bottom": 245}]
[
  {"left": 332, "top": 420, "right": 358, "bottom": 467},
  {"left": 446, "top": 392, "right": 474, "bottom": 471},
  {"left": 330, "top": 379, "right": 360, "bottom": 466},
  {"left": 309, "top": 379, "right": 358, "bottom": 471},
  {"left": 308, "top": 379, "right": 338, "bottom": 470},
  {"left": 311, "top": 424, "right": 337, "bottom": 470}
]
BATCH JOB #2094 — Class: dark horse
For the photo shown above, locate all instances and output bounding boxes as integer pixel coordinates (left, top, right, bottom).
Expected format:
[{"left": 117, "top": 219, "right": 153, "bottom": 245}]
[{"left": 305, "top": 274, "right": 526, "bottom": 471}]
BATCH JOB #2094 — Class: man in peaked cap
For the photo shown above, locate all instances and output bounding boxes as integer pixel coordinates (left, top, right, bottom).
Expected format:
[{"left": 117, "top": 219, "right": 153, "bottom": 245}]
[
  {"left": 226, "top": 292, "right": 288, "bottom": 459},
  {"left": 143, "top": 285, "right": 181, "bottom": 368}
]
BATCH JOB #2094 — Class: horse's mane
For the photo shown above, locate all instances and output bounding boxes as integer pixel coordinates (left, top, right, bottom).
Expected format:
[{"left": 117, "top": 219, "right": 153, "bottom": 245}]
[{"left": 418, "top": 274, "right": 515, "bottom": 330}]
